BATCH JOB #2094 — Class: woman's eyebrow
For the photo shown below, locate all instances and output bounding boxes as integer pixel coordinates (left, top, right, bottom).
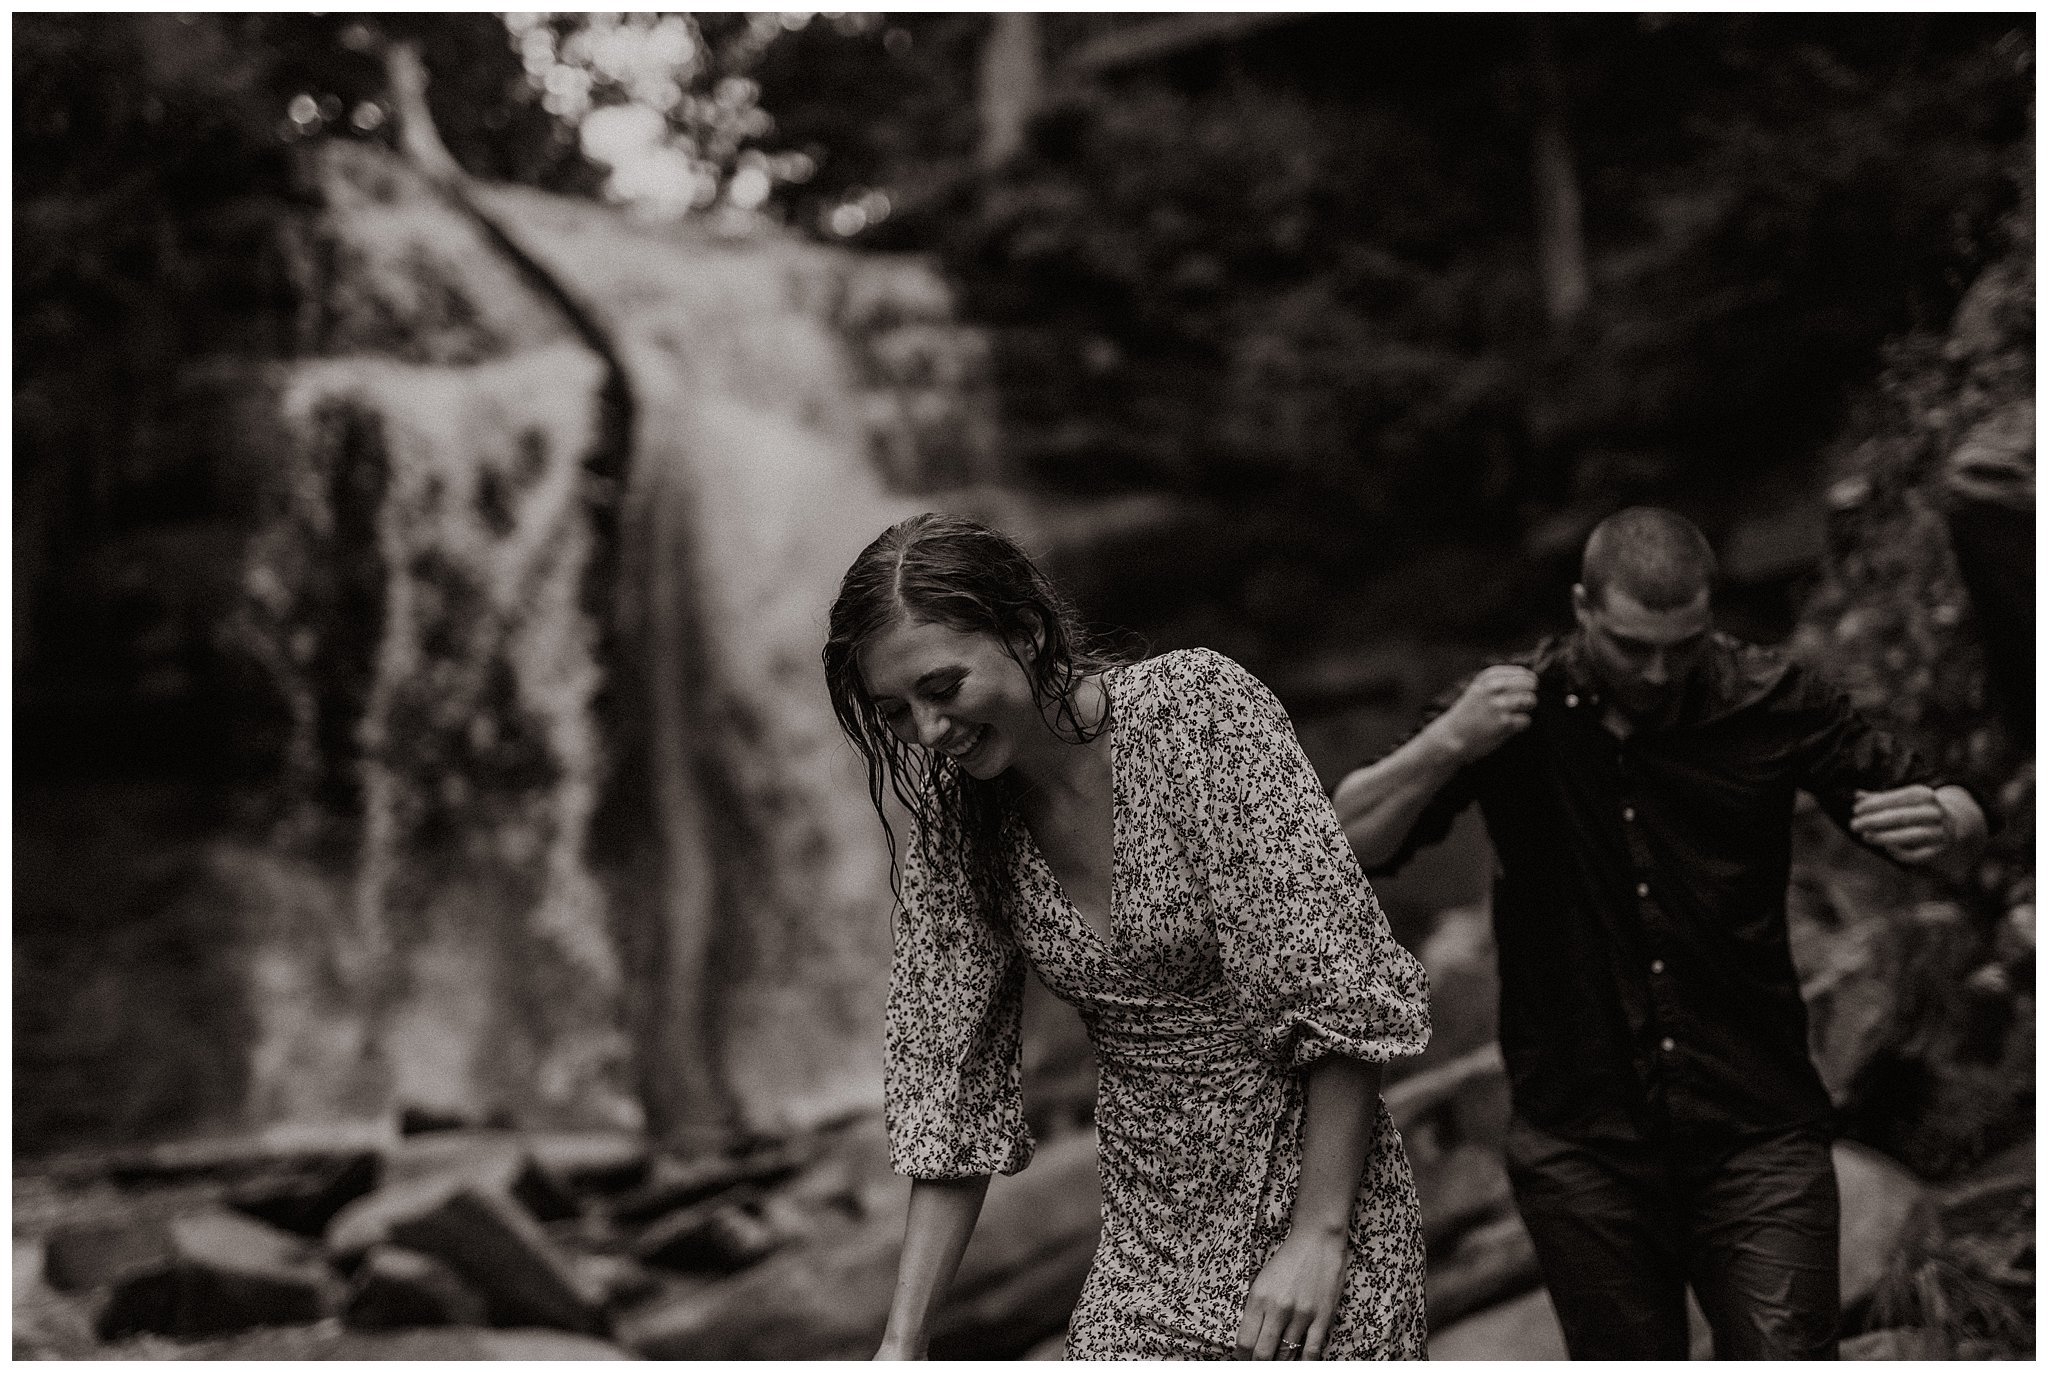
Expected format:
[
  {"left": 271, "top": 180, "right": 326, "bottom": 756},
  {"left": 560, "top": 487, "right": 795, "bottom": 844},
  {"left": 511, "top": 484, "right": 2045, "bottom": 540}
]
[{"left": 916, "top": 667, "right": 964, "bottom": 689}]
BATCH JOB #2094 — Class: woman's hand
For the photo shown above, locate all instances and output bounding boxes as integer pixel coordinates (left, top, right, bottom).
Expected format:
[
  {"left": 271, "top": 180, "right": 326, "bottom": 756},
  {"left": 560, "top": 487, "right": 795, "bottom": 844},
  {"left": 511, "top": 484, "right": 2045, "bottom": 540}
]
[{"left": 1235, "top": 1227, "right": 1349, "bottom": 1360}]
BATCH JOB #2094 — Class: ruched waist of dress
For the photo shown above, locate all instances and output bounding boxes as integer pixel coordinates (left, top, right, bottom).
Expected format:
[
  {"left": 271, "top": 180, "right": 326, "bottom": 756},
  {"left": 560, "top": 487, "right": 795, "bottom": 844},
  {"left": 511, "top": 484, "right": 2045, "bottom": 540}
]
[{"left": 1081, "top": 997, "right": 1266, "bottom": 1077}]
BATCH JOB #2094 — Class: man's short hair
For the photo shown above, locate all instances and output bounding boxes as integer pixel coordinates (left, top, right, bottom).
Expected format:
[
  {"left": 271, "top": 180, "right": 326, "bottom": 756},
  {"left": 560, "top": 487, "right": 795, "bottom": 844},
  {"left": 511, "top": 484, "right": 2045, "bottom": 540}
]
[{"left": 1580, "top": 507, "right": 1716, "bottom": 611}]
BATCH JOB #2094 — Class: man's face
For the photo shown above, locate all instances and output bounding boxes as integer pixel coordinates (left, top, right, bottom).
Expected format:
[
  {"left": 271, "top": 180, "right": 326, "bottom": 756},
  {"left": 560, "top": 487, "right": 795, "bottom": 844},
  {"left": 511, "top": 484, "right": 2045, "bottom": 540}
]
[{"left": 1572, "top": 582, "right": 1713, "bottom": 727}]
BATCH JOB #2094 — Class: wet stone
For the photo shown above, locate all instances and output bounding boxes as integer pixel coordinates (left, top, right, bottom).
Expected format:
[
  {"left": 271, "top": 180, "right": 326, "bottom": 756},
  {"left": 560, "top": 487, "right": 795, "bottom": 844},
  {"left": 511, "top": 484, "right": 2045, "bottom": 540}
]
[
  {"left": 224, "top": 1150, "right": 381, "bottom": 1238},
  {"left": 343, "top": 1244, "right": 488, "bottom": 1330},
  {"left": 377, "top": 1177, "right": 609, "bottom": 1334},
  {"left": 632, "top": 1198, "right": 783, "bottom": 1273},
  {"left": 44, "top": 1219, "right": 173, "bottom": 1294},
  {"left": 94, "top": 1209, "right": 341, "bottom": 1340},
  {"left": 608, "top": 1146, "right": 802, "bottom": 1225}
]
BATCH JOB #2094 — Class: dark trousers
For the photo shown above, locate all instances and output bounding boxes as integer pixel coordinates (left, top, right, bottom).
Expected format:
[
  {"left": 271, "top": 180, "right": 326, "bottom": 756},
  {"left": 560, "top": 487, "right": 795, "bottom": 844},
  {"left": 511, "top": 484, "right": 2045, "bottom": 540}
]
[{"left": 1504, "top": 1114, "right": 1841, "bottom": 1360}]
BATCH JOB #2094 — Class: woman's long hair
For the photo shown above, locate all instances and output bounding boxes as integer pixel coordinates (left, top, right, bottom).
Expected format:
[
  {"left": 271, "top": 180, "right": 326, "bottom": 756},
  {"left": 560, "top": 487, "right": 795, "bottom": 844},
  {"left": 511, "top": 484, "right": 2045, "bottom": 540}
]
[{"left": 822, "top": 513, "right": 1130, "bottom": 923}]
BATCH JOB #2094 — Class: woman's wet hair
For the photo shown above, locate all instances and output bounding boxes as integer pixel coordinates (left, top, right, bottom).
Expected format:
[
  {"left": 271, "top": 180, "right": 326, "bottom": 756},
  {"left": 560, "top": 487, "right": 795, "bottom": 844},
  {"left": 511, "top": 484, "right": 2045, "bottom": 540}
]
[{"left": 822, "top": 512, "right": 1129, "bottom": 919}]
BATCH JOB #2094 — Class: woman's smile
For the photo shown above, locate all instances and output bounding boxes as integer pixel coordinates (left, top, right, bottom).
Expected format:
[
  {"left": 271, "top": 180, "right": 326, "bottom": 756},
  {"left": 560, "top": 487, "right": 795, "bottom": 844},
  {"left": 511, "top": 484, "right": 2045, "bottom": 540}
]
[{"left": 941, "top": 723, "right": 992, "bottom": 764}]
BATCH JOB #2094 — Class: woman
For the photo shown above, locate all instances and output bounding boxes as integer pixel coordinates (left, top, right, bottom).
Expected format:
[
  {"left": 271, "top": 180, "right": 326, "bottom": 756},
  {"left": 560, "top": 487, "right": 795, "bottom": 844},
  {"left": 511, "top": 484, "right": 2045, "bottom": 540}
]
[{"left": 823, "top": 514, "right": 1430, "bottom": 1360}]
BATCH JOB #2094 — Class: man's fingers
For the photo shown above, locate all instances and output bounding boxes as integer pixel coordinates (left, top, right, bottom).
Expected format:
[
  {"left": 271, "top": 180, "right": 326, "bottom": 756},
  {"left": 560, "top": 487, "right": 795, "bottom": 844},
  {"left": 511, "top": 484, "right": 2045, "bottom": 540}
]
[
  {"left": 1854, "top": 787, "right": 1934, "bottom": 816},
  {"left": 1852, "top": 806, "right": 1944, "bottom": 834},
  {"left": 1874, "top": 826, "right": 1950, "bottom": 850},
  {"left": 1850, "top": 796, "right": 1944, "bottom": 822}
]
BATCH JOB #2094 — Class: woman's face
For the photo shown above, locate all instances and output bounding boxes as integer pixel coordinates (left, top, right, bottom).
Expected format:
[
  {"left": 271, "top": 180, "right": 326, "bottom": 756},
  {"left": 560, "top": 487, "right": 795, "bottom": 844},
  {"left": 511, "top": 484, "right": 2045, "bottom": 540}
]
[{"left": 857, "top": 615, "right": 1044, "bottom": 781}]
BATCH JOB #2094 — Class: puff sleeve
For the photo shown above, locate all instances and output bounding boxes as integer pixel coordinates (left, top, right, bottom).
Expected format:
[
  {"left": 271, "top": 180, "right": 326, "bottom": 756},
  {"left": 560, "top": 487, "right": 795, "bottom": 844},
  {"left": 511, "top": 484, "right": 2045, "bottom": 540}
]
[
  {"left": 1173, "top": 649, "right": 1431, "bottom": 1071},
  {"left": 882, "top": 813, "right": 1036, "bottom": 1179}
]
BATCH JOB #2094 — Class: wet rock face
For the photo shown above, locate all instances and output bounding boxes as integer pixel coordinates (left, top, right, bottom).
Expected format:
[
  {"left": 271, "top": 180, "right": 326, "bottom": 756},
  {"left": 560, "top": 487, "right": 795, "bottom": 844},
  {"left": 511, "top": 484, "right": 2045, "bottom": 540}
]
[
  {"left": 94, "top": 1210, "right": 343, "bottom": 1340},
  {"left": 344, "top": 1245, "right": 489, "bottom": 1329}
]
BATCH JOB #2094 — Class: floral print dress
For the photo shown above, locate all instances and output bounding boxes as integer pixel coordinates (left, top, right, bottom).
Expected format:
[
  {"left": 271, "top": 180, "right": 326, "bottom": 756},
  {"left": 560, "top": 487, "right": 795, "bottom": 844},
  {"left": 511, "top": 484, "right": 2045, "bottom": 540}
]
[{"left": 885, "top": 649, "right": 1432, "bottom": 1359}]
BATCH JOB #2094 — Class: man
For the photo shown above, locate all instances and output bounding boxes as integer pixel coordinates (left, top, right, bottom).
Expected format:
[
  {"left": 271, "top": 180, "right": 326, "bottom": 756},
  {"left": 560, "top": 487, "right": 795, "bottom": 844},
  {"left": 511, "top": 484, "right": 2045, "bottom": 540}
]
[{"left": 1334, "top": 507, "right": 1986, "bottom": 1359}]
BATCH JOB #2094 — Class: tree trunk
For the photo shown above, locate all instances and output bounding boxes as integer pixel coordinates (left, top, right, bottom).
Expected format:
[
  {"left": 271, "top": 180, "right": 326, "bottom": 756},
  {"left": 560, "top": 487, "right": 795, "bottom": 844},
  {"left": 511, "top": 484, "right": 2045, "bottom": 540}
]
[
  {"left": 1526, "top": 18, "right": 1589, "bottom": 329},
  {"left": 978, "top": 13, "right": 1042, "bottom": 170}
]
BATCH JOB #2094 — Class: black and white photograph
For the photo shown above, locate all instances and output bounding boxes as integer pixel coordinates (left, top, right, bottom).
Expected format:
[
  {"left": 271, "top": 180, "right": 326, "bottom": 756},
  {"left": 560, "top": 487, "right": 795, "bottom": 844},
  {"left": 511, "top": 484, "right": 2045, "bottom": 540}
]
[{"left": 13, "top": 10, "right": 2035, "bottom": 1360}]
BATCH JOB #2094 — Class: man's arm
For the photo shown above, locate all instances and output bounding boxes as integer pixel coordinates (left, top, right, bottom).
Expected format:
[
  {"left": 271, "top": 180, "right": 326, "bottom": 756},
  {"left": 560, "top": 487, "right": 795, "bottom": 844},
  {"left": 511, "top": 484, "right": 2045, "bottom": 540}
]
[{"left": 1335, "top": 665, "right": 1538, "bottom": 870}]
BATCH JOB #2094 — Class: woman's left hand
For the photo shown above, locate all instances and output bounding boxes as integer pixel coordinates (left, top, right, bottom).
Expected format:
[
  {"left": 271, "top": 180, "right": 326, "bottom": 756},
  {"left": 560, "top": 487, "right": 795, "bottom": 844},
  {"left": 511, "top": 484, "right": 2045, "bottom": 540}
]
[{"left": 1235, "top": 1228, "right": 1348, "bottom": 1359}]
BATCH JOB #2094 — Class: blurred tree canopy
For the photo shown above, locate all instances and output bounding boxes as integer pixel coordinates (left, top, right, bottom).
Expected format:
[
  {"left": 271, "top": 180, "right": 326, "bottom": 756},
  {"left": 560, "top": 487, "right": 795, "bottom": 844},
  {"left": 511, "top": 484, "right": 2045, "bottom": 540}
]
[
  {"left": 13, "top": 13, "right": 2035, "bottom": 771},
  {"left": 927, "top": 16, "right": 2030, "bottom": 580}
]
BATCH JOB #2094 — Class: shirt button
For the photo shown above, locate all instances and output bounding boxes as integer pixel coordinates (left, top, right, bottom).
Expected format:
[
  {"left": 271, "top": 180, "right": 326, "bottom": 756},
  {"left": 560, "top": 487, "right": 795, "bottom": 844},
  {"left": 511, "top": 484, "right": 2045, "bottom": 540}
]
[
  {"left": 1660, "top": 1037, "right": 1676, "bottom": 1053},
  {"left": 1636, "top": 882, "right": 1651, "bottom": 898},
  {"left": 1565, "top": 693, "right": 1579, "bottom": 708},
  {"left": 1650, "top": 959, "right": 1665, "bottom": 975},
  {"left": 1623, "top": 806, "right": 1636, "bottom": 822}
]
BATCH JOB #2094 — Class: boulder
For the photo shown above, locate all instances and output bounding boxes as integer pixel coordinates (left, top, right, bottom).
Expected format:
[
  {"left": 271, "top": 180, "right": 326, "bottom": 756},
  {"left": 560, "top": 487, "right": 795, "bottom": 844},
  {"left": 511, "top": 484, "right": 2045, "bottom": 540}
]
[
  {"left": 468, "top": 1329, "right": 638, "bottom": 1360},
  {"left": 1415, "top": 1143, "right": 1513, "bottom": 1257},
  {"left": 1424, "top": 1212, "right": 1541, "bottom": 1330},
  {"left": 1413, "top": 906, "right": 1500, "bottom": 1068},
  {"left": 400, "top": 1103, "right": 499, "bottom": 1136},
  {"left": 224, "top": 1150, "right": 382, "bottom": 1238},
  {"left": 43, "top": 1128, "right": 390, "bottom": 1188},
  {"left": 1384, "top": 1044, "right": 1510, "bottom": 1151},
  {"left": 343, "top": 1244, "right": 489, "bottom": 1329},
  {"left": 331, "top": 1140, "right": 579, "bottom": 1261},
  {"left": 121, "top": 1324, "right": 637, "bottom": 1359},
  {"left": 328, "top": 1170, "right": 608, "bottom": 1333},
  {"left": 1797, "top": 915, "right": 1897, "bottom": 1106},
  {"left": 632, "top": 1198, "right": 784, "bottom": 1273},
  {"left": 573, "top": 1253, "right": 665, "bottom": 1310},
  {"left": 385, "top": 1132, "right": 580, "bottom": 1222},
  {"left": 94, "top": 1209, "right": 342, "bottom": 1340},
  {"left": 620, "top": 1128, "right": 1099, "bottom": 1360},
  {"left": 1426, "top": 1285, "right": 1567, "bottom": 1360},
  {"left": 1842, "top": 1327, "right": 1942, "bottom": 1359},
  {"left": 44, "top": 1219, "right": 175, "bottom": 1293},
  {"left": 1834, "top": 1141, "right": 1934, "bottom": 1318},
  {"left": 607, "top": 1146, "right": 803, "bottom": 1225},
  {"left": 527, "top": 1131, "right": 653, "bottom": 1193},
  {"left": 927, "top": 1137, "right": 1103, "bottom": 1358}
]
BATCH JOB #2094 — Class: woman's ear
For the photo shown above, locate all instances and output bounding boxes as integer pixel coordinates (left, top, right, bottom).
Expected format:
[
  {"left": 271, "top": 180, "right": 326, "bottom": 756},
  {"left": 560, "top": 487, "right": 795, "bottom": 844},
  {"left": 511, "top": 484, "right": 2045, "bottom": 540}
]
[{"left": 1009, "top": 609, "right": 1047, "bottom": 665}]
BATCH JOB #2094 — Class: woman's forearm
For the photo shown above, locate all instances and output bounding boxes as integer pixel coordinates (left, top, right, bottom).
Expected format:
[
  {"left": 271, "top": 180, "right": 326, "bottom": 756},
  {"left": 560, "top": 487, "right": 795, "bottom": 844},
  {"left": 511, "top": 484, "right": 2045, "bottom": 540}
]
[
  {"left": 878, "top": 1174, "right": 990, "bottom": 1357},
  {"left": 1289, "top": 1056, "right": 1383, "bottom": 1238}
]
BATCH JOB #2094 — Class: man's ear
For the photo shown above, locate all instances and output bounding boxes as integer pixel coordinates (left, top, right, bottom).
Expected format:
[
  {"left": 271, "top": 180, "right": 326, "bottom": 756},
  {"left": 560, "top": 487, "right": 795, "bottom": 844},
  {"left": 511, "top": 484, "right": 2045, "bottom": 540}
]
[{"left": 1571, "top": 583, "right": 1594, "bottom": 630}]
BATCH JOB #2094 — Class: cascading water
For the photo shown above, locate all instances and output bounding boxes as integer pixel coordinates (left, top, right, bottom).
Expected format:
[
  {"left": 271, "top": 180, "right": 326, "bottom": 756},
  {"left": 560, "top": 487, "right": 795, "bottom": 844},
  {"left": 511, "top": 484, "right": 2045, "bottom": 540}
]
[{"left": 233, "top": 142, "right": 981, "bottom": 1142}]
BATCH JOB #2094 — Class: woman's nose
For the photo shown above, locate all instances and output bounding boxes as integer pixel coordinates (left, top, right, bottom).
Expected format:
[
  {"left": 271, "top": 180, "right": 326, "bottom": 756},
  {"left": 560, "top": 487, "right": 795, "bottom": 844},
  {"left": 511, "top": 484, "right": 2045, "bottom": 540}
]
[{"left": 911, "top": 703, "right": 949, "bottom": 749}]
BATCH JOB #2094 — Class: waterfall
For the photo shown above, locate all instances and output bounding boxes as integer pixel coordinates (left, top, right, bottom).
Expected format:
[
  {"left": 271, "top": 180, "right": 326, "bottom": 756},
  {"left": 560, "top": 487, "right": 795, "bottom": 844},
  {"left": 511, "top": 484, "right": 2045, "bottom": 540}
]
[
  {"left": 233, "top": 144, "right": 967, "bottom": 1141},
  {"left": 243, "top": 343, "right": 636, "bottom": 1129}
]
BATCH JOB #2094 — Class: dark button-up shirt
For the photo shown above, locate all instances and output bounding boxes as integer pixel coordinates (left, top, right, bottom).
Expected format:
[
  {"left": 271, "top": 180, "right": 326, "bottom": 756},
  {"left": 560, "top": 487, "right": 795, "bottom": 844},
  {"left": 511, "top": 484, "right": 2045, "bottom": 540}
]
[{"left": 1373, "top": 632, "right": 1943, "bottom": 1144}]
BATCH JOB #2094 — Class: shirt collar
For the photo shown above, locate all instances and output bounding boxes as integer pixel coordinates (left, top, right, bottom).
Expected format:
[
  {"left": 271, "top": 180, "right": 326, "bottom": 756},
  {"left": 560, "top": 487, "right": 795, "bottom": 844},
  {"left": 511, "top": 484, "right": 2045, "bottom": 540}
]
[{"left": 1557, "top": 629, "right": 1740, "bottom": 731}]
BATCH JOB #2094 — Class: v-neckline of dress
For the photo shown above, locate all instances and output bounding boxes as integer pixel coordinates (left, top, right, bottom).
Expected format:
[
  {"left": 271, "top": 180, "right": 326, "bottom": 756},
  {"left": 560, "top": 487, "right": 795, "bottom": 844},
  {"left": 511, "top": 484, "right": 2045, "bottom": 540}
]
[{"left": 1016, "top": 665, "right": 1123, "bottom": 955}]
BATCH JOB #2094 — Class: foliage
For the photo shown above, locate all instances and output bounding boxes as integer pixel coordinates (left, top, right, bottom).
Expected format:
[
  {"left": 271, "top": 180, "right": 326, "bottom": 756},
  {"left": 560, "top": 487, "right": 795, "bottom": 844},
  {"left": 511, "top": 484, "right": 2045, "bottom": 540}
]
[
  {"left": 1870, "top": 1147, "right": 2034, "bottom": 1357},
  {"left": 927, "top": 15, "right": 2031, "bottom": 613}
]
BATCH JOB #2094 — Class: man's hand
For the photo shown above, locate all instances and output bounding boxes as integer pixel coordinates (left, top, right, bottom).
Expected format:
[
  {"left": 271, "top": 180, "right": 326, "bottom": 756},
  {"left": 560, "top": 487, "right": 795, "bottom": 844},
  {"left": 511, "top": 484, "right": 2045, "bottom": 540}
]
[
  {"left": 1426, "top": 665, "right": 1540, "bottom": 764},
  {"left": 1849, "top": 785, "right": 1955, "bottom": 865}
]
